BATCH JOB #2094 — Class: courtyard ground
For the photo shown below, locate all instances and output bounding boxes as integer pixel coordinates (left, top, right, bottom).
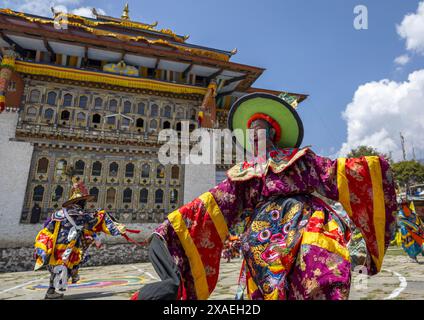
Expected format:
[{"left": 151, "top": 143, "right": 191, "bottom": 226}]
[{"left": 0, "top": 247, "right": 423, "bottom": 300}]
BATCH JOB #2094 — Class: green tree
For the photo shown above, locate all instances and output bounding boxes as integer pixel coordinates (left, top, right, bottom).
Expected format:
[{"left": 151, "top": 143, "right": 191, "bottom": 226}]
[
  {"left": 347, "top": 145, "right": 391, "bottom": 162},
  {"left": 392, "top": 160, "right": 424, "bottom": 189}
]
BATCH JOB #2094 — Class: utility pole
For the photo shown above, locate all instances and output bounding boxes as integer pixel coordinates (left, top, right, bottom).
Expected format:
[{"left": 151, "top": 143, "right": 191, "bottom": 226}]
[
  {"left": 400, "top": 132, "right": 409, "bottom": 200},
  {"left": 400, "top": 132, "right": 406, "bottom": 161}
]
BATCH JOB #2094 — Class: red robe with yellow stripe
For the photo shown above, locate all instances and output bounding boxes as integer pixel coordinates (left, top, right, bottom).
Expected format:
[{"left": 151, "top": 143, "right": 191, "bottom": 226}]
[{"left": 153, "top": 148, "right": 397, "bottom": 299}]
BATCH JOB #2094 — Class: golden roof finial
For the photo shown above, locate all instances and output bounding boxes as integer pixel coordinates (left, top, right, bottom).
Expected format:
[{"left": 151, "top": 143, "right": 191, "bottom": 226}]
[{"left": 122, "top": 3, "right": 130, "bottom": 20}]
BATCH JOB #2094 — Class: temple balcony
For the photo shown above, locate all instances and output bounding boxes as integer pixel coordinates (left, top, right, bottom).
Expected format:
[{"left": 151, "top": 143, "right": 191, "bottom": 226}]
[
  {"left": 15, "top": 112, "right": 199, "bottom": 148},
  {"left": 15, "top": 57, "right": 211, "bottom": 94},
  {"left": 8, "top": 38, "right": 248, "bottom": 96}
]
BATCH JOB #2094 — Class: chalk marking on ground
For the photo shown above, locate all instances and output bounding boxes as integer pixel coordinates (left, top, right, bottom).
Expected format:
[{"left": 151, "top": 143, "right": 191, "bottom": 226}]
[
  {"left": 382, "top": 268, "right": 407, "bottom": 300},
  {"left": 130, "top": 265, "right": 157, "bottom": 280},
  {"left": 145, "top": 272, "right": 157, "bottom": 280},
  {"left": 0, "top": 276, "right": 48, "bottom": 295}
]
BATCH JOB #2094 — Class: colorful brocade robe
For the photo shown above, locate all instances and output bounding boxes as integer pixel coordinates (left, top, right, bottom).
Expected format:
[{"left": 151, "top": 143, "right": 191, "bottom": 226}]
[
  {"left": 397, "top": 202, "right": 424, "bottom": 259},
  {"left": 153, "top": 147, "right": 397, "bottom": 300},
  {"left": 34, "top": 209, "right": 125, "bottom": 271}
]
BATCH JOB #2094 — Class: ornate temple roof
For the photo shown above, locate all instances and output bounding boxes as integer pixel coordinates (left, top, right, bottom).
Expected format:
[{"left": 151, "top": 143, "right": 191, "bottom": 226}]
[{"left": 0, "top": 5, "right": 307, "bottom": 105}]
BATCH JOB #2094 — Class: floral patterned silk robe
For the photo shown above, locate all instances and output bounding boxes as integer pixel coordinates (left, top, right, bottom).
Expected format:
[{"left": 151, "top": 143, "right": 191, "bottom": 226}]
[
  {"left": 153, "top": 147, "right": 397, "bottom": 300},
  {"left": 34, "top": 209, "right": 125, "bottom": 271},
  {"left": 397, "top": 202, "right": 424, "bottom": 259}
]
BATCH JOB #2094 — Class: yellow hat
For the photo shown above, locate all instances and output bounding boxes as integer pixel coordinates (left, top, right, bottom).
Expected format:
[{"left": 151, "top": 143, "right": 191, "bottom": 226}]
[{"left": 62, "top": 177, "right": 94, "bottom": 208}]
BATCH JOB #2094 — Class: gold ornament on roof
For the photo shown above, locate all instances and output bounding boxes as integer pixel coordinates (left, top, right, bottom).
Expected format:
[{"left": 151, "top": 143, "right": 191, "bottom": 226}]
[
  {"left": 121, "top": 3, "right": 130, "bottom": 20},
  {"left": 103, "top": 60, "right": 139, "bottom": 76}
]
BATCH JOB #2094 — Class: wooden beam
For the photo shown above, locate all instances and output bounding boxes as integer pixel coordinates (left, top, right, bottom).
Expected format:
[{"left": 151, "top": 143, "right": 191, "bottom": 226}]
[
  {"left": 206, "top": 68, "right": 223, "bottom": 82},
  {"left": 183, "top": 63, "right": 194, "bottom": 77},
  {"left": 0, "top": 32, "right": 25, "bottom": 56},
  {"left": 43, "top": 38, "right": 54, "bottom": 57},
  {"left": 81, "top": 45, "right": 88, "bottom": 67},
  {"left": 224, "top": 74, "right": 246, "bottom": 85},
  {"left": 216, "top": 90, "right": 235, "bottom": 100},
  {"left": 154, "top": 57, "right": 160, "bottom": 70}
]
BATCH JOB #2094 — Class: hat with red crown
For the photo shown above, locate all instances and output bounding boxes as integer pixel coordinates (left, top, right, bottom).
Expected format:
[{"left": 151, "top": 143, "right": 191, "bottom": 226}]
[{"left": 62, "top": 174, "right": 94, "bottom": 208}]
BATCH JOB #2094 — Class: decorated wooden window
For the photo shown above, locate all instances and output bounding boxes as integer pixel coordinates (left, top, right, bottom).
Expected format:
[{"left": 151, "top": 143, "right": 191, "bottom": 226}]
[
  {"left": 106, "top": 188, "right": 116, "bottom": 203},
  {"left": 37, "top": 158, "right": 49, "bottom": 174},
  {"left": 63, "top": 93, "right": 73, "bottom": 107},
  {"left": 92, "top": 161, "right": 102, "bottom": 176},
  {"left": 125, "top": 163, "right": 135, "bottom": 178},
  {"left": 52, "top": 185, "right": 63, "bottom": 202},
  {"left": 79, "top": 96, "right": 88, "bottom": 109},
  {"left": 107, "top": 116, "right": 116, "bottom": 125},
  {"left": 123, "top": 188, "right": 133, "bottom": 203},
  {"left": 121, "top": 118, "right": 130, "bottom": 127},
  {"left": 176, "top": 107, "right": 184, "bottom": 119},
  {"left": 33, "top": 185, "right": 44, "bottom": 202},
  {"left": 94, "top": 97, "right": 103, "bottom": 109},
  {"left": 150, "top": 104, "right": 159, "bottom": 117},
  {"left": 162, "top": 121, "right": 171, "bottom": 129},
  {"left": 27, "top": 107, "right": 37, "bottom": 116},
  {"left": 109, "top": 162, "right": 118, "bottom": 177},
  {"left": 171, "top": 165, "right": 180, "bottom": 179},
  {"left": 109, "top": 99, "right": 118, "bottom": 112},
  {"left": 77, "top": 112, "right": 86, "bottom": 121},
  {"left": 29, "top": 89, "right": 40, "bottom": 103},
  {"left": 92, "top": 114, "right": 101, "bottom": 124},
  {"left": 141, "top": 164, "right": 150, "bottom": 178},
  {"left": 47, "top": 91, "right": 57, "bottom": 105},
  {"left": 136, "top": 118, "right": 144, "bottom": 128},
  {"left": 137, "top": 102, "right": 145, "bottom": 115},
  {"left": 155, "top": 189, "right": 164, "bottom": 204},
  {"left": 140, "top": 188, "right": 148, "bottom": 203},
  {"left": 75, "top": 160, "right": 85, "bottom": 175},
  {"left": 163, "top": 105, "right": 172, "bottom": 118},
  {"left": 55, "top": 160, "right": 67, "bottom": 176},
  {"left": 150, "top": 119, "right": 158, "bottom": 130},
  {"left": 123, "top": 101, "right": 132, "bottom": 113},
  {"left": 156, "top": 164, "right": 165, "bottom": 179},
  {"left": 170, "top": 189, "right": 178, "bottom": 204},
  {"left": 44, "top": 108, "right": 54, "bottom": 120},
  {"left": 60, "top": 110, "right": 70, "bottom": 121},
  {"left": 89, "top": 187, "right": 99, "bottom": 202}
]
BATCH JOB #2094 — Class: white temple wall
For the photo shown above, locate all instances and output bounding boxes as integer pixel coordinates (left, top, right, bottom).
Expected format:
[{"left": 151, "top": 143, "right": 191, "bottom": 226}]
[{"left": 0, "top": 112, "right": 35, "bottom": 247}]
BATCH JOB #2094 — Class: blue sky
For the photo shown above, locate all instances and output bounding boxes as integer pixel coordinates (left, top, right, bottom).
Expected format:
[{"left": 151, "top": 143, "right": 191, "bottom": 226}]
[{"left": 4, "top": 0, "right": 424, "bottom": 159}]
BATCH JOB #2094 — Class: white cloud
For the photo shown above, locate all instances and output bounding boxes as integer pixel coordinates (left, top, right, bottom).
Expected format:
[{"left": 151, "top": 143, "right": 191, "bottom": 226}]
[
  {"left": 397, "top": 1, "right": 424, "bottom": 54},
  {"left": 2, "top": 1, "right": 105, "bottom": 18},
  {"left": 339, "top": 69, "right": 424, "bottom": 161},
  {"left": 394, "top": 54, "right": 410, "bottom": 66}
]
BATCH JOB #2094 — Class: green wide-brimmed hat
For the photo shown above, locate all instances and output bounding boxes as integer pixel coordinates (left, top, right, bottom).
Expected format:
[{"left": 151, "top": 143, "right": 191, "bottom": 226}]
[{"left": 227, "top": 93, "right": 304, "bottom": 151}]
